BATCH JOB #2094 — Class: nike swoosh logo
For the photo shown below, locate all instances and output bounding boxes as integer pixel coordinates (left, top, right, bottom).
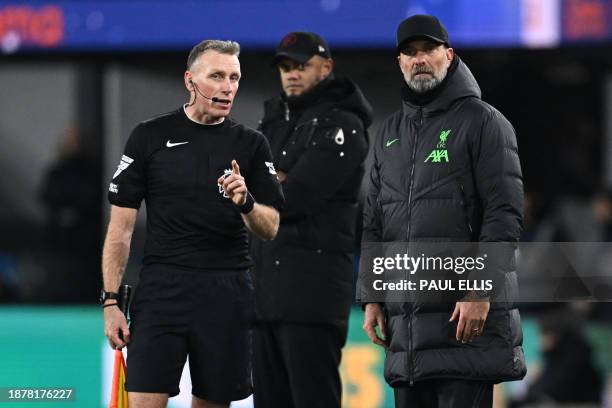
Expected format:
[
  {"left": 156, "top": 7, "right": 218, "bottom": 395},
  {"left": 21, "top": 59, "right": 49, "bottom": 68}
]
[
  {"left": 166, "top": 140, "right": 189, "bottom": 148},
  {"left": 385, "top": 138, "right": 399, "bottom": 148}
]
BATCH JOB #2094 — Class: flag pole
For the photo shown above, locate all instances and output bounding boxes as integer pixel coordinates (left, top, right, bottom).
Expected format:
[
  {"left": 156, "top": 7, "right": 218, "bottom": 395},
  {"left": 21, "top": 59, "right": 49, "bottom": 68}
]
[{"left": 109, "top": 284, "right": 131, "bottom": 408}]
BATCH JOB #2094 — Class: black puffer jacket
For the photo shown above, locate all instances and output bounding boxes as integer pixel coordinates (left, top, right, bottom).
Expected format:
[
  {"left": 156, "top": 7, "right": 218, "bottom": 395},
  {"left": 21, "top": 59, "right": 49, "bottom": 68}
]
[
  {"left": 252, "top": 75, "right": 372, "bottom": 325},
  {"left": 361, "top": 57, "right": 526, "bottom": 385}
]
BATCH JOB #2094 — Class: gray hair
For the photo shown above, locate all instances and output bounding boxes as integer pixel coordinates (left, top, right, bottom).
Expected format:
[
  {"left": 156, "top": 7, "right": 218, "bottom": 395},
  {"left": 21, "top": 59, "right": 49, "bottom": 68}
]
[
  {"left": 406, "top": 57, "right": 451, "bottom": 93},
  {"left": 187, "top": 40, "right": 240, "bottom": 70}
]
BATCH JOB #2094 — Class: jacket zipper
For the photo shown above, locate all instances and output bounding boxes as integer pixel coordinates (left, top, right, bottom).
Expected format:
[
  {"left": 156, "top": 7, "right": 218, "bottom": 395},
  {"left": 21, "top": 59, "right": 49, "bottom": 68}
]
[
  {"left": 406, "top": 107, "right": 423, "bottom": 386},
  {"left": 283, "top": 101, "right": 290, "bottom": 121},
  {"left": 459, "top": 183, "right": 474, "bottom": 236},
  {"left": 303, "top": 118, "right": 318, "bottom": 146},
  {"left": 408, "top": 313, "right": 414, "bottom": 386},
  {"left": 406, "top": 108, "right": 423, "bottom": 241}
]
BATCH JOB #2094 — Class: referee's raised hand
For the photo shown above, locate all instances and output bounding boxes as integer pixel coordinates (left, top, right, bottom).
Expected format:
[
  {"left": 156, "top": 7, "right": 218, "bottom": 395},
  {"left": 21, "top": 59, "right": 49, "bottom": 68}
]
[{"left": 218, "top": 159, "right": 248, "bottom": 206}]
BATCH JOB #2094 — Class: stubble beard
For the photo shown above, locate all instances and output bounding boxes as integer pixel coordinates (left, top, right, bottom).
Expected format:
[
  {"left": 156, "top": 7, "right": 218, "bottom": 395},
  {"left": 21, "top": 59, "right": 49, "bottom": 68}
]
[{"left": 406, "top": 63, "right": 449, "bottom": 93}]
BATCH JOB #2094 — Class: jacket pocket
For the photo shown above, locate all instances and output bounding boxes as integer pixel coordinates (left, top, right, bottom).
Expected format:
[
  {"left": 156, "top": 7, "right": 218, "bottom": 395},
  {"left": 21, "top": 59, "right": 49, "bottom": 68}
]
[{"left": 457, "top": 182, "right": 474, "bottom": 237}]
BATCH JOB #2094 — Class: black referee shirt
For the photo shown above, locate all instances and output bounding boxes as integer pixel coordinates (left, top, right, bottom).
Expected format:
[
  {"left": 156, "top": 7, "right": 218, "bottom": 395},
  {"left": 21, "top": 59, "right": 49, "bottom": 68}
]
[{"left": 108, "top": 106, "right": 284, "bottom": 270}]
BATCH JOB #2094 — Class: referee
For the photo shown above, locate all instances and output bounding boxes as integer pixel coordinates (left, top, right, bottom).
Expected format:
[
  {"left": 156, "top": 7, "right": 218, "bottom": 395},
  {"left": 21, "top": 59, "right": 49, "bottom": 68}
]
[{"left": 101, "top": 40, "right": 283, "bottom": 408}]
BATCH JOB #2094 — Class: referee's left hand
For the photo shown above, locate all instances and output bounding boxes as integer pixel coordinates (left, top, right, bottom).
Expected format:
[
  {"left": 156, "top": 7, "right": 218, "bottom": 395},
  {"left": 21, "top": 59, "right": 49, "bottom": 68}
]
[
  {"left": 218, "top": 159, "right": 247, "bottom": 206},
  {"left": 104, "top": 304, "right": 130, "bottom": 349}
]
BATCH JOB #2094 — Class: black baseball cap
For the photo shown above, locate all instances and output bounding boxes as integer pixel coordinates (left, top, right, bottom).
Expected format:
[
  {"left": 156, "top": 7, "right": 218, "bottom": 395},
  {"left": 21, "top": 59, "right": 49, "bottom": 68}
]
[
  {"left": 396, "top": 14, "right": 450, "bottom": 51},
  {"left": 273, "top": 32, "right": 331, "bottom": 64}
]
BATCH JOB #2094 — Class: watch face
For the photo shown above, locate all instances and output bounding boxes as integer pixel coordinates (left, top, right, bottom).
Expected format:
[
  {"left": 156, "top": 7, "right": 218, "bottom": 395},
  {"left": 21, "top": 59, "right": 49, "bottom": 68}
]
[{"left": 99, "top": 290, "right": 117, "bottom": 304}]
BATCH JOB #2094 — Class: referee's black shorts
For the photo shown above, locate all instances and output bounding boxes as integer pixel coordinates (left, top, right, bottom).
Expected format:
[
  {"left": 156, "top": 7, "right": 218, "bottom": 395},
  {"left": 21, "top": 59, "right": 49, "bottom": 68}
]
[{"left": 125, "top": 263, "right": 254, "bottom": 403}]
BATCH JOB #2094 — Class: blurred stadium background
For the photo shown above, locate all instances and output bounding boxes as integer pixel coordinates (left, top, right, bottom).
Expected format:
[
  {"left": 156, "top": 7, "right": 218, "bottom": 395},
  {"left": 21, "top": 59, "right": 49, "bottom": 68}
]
[{"left": 0, "top": 0, "right": 611, "bottom": 407}]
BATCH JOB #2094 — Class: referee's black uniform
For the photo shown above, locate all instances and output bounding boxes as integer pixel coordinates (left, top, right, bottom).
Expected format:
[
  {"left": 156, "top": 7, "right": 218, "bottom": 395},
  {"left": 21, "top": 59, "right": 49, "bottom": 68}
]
[{"left": 108, "top": 105, "right": 283, "bottom": 403}]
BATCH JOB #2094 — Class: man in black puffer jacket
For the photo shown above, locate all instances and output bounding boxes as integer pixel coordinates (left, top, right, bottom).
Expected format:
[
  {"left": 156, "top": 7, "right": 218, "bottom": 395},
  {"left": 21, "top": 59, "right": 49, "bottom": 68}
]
[
  {"left": 359, "top": 15, "right": 526, "bottom": 408},
  {"left": 251, "top": 32, "right": 373, "bottom": 407}
]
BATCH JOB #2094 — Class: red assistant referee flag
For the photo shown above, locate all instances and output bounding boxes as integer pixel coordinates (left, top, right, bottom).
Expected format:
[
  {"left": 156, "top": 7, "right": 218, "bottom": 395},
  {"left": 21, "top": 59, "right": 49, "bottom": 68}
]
[{"left": 109, "top": 349, "right": 128, "bottom": 408}]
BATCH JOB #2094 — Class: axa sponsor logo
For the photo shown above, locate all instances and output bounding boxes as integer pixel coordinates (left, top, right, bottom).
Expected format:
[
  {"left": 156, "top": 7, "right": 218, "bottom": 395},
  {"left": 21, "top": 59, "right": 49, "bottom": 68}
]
[
  {"left": 424, "top": 150, "right": 449, "bottom": 163},
  {"left": 425, "top": 129, "right": 451, "bottom": 163}
]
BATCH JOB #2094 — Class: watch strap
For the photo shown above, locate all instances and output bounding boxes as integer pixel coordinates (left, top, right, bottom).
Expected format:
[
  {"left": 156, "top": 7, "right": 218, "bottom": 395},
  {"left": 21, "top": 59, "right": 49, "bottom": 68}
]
[{"left": 237, "top": 192, "right": 255, "bottom": 214}]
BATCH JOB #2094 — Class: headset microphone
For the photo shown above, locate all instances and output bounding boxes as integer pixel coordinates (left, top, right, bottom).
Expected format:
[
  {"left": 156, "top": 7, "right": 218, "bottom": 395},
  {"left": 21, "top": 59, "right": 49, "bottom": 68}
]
[{"left": 188, "top": 79, "right": 227, "bottom": 104}]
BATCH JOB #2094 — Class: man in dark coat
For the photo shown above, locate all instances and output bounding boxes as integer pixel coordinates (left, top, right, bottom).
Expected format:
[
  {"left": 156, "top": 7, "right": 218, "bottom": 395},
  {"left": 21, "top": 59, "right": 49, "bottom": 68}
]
[
  {"left": 251, "top": 32, "right": 373, "bottom": 407},
  {"left": 359, "top": 15, "right": 526, "bottom": 408}
]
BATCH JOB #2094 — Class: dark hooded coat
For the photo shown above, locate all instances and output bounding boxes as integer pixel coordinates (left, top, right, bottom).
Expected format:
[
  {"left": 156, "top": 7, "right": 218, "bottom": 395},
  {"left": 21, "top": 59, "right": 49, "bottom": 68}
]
[
  {"left": 360, "top": 56, "right": 527, "bottom": 385},
  {"left": 253, "top": 75, "right": 373, "bottom": 325}
]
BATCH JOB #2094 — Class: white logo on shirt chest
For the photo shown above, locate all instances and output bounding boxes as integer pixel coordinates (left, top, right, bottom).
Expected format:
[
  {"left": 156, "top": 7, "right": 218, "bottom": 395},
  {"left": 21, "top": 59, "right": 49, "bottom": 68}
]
[
  {"left": 218, "top": 169, "right": 232, "bottom": 198},
  {"left": 166, "top": 140, "right": 189, "bottom": 148}
]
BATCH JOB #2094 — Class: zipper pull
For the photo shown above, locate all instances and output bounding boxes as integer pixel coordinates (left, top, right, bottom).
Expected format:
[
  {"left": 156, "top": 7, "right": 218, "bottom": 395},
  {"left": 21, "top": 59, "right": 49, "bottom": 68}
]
[
  {"left": 284, "top": 102, "right": 290, "bottom": 121},
  {"left": 417, "top": 108, "right": 424, "bottom": 127}
]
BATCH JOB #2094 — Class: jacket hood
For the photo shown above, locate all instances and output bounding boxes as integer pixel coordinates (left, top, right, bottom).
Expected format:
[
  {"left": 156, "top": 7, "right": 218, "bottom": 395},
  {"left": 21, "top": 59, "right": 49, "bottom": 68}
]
[
  {"left": 263, "top": 74, "right": 373, "bottom": 127},
  {"left": 402, "top": 55, "right": 481, "bottom": 116}
]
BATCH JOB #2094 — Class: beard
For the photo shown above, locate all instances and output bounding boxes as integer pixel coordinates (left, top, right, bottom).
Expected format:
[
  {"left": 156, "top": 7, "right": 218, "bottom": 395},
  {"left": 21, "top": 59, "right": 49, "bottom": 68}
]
[{"left": 406, "top": 63, "right": 448, "bottom": 93}]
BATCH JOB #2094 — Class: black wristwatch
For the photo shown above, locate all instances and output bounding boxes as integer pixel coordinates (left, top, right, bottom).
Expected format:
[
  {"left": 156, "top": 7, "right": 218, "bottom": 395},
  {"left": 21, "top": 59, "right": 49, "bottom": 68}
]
[
  {"left": 99, "top": 289, "right": 119, "bottom": 305},
  {"left": 235, "top": 192, "right": 255, "bottom": 214}
]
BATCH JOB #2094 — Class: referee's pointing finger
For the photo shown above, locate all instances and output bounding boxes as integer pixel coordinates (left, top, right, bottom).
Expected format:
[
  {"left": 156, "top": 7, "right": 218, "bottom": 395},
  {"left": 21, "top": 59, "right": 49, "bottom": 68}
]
[{"left": 232, "top": 160, "right": 240, "bottom": 175}]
